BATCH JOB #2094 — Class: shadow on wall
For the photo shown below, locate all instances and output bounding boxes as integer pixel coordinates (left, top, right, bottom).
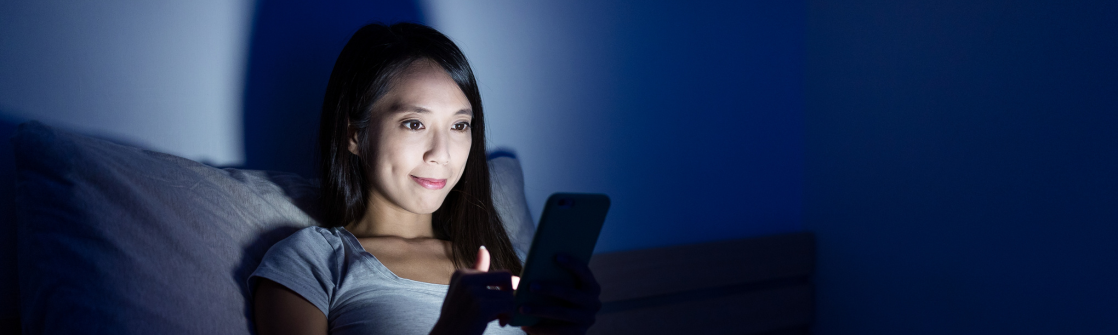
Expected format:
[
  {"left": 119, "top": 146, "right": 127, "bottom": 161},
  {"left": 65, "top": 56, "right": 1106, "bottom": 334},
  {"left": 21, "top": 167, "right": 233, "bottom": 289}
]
[{"left": 241, "top": 0, "right": 424, "bottom": 177}]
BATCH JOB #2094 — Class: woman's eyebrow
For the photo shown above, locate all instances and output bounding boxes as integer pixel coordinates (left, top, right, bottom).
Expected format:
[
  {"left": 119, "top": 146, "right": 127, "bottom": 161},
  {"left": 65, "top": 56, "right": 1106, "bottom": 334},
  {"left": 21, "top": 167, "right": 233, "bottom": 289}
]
[{"left": 391, "top": 105, "right": 473, "bottom": 117}]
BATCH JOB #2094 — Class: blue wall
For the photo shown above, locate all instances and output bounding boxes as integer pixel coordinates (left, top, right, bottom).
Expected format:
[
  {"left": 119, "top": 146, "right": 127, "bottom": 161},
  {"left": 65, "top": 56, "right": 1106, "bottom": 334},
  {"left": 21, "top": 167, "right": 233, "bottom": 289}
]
[
  {"left": 806, "top": 0, "right": 1118, "bottom": 333},
  {"left": 583, "top": 1, "right": 806, "bottom": 253},
  {"left": 0, "top": 0, "right": 254, "bottom": 165},
  {"left": 427, "top": 1, "right": 807, "bottom": 253}
]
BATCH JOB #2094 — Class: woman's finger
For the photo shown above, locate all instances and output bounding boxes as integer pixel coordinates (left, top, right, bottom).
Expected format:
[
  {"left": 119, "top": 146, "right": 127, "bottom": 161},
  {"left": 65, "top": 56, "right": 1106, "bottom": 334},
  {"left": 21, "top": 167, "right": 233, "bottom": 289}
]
[
  {"left": 521, "top": 324, "right": 586, "bottom": 335},
  {"left": 554, "top": 253, "right": 600, "bottom": 294},
  {"left": 519, "top": 303, "right": 595, "bottom": 325},
  {"left": 475, "top": 245, "right": 490, "bottom": 272},
  {"left": 456, "top": 270, "right": 516, "bottom": 297},
  {"left": 474, "top": 284, "right": 516, "bottom": 299},
  {"left": 527, "top": 283, "right": 600, "bottom": 310},
  {"left": 457, "top": 270, "right": 510, "bottom": 286}
]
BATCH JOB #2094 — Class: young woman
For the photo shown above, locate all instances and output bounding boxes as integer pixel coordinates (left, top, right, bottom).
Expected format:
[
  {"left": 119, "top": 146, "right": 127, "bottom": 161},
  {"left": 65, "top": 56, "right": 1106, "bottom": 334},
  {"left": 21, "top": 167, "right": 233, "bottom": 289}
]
[{"left": 249, "top": 23, "right": 601, "bottom": 335}]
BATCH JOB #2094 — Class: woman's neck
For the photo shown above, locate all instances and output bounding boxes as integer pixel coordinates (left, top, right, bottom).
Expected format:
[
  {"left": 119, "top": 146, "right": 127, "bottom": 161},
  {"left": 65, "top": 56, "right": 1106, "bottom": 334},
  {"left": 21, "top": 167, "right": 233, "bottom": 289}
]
[{"left": 345, "top": 192, "right": 436, "bottom": 239}]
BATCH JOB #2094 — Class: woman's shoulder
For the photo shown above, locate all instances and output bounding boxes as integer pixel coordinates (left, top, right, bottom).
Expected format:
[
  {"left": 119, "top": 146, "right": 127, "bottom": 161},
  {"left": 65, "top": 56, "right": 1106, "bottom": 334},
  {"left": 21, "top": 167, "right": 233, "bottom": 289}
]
[
  {"left": 286, "top": 225, "right": 345, "bottom": 244},
  {"left": 251, "top": 226, "right": 349, "bottom": 318},
  {"left": 263, "top": 226, "right": 347, "bottom": 261}
]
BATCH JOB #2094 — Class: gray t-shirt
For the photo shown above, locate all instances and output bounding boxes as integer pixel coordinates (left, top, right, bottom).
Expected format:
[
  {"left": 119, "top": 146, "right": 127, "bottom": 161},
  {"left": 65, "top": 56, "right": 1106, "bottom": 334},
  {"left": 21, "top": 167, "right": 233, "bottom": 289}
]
[{"left": 250, "top": 226, "right": 526, "bottom": 335}]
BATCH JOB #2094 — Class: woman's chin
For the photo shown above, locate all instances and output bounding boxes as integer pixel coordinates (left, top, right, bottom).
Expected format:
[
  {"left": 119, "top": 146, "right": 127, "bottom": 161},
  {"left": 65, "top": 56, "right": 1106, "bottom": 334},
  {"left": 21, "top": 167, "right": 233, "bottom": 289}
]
[{"left": 409, "top": 196, "right": 449, "bottom": 214}]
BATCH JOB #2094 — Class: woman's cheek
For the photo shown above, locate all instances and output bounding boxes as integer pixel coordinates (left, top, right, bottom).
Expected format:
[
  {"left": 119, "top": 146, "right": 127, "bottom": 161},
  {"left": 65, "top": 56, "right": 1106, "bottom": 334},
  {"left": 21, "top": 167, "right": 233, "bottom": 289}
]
[{"left": 454, "top": 141, "right": 471, "bottom": 174}]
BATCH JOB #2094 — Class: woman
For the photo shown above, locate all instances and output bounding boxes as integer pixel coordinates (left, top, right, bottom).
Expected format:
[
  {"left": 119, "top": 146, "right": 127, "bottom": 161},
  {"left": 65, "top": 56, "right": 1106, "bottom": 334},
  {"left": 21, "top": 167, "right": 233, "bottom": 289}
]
[{"left": 250, "top": 23, "right": 601, "bottom": 335}]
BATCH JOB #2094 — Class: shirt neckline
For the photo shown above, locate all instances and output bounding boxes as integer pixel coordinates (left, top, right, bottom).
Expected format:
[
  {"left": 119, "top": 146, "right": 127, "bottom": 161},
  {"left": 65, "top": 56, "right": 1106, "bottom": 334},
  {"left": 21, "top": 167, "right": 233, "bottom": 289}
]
[{"left": 335, "top": 226, "right": 451, "bottom": 291}]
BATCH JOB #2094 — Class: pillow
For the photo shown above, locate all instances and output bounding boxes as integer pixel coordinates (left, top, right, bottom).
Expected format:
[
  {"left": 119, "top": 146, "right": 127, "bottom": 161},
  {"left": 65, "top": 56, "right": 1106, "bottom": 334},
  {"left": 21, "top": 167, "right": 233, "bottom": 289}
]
[
  {"left": 487, "top": 154, "right": 536, "bottom": 261},
  {"left": 12, "top": 121, "right": 535, "bottom": 335}
]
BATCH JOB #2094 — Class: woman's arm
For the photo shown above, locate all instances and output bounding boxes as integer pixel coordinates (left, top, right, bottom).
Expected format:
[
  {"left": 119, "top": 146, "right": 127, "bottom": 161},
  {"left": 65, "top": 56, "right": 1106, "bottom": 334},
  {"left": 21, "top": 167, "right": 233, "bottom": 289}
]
[{"left": 254, "top": 279, "right": 328, "bottom": 335}]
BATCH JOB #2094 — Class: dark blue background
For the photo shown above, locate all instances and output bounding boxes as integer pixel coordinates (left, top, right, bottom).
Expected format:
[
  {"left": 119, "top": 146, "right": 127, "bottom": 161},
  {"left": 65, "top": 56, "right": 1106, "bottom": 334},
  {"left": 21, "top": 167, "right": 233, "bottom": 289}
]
[{"left": 806, "top": 0, "right": 1118, "bottom": 333}]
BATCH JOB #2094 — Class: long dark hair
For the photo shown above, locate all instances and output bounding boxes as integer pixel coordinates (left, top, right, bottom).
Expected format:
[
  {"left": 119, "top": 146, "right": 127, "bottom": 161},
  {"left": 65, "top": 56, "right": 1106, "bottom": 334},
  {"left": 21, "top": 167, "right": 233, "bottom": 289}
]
[{"left": 317, "top": 22, "right": 521, "bottom": 274}]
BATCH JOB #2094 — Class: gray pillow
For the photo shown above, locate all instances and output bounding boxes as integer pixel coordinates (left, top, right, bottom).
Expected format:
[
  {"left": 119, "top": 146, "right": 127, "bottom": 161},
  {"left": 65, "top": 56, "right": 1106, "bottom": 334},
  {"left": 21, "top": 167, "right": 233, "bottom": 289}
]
[
  {"left": 488, "top": 155, "right": 535, "bottom": 261},
  {"left": 12, "top": 121, "right": 535, "bottom": 335}
]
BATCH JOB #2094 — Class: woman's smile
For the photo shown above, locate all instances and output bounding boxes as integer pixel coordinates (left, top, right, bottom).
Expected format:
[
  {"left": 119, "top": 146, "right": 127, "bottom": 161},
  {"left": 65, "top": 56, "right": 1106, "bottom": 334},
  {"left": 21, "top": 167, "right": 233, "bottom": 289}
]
[{"left": 411, "top": 175, "right": 447, "bottom": 190}]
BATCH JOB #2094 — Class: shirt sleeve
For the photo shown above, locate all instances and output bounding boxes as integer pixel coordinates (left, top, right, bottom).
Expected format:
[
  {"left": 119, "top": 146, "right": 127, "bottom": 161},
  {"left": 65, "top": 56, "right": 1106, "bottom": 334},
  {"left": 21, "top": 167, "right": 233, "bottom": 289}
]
[{"left": 248, "top": 226, "right": 343, "bottom": 317}]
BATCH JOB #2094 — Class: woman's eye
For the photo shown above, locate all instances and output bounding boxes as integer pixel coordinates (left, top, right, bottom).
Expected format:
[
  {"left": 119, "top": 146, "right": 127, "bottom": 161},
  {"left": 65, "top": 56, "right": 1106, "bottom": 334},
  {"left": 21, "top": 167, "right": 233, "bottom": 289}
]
[
  {"left": 452, "top": 122, "right": 471, "bottom": 131},
  {"left": 403, "top": 120, "right": 424, "bottom": 130}
]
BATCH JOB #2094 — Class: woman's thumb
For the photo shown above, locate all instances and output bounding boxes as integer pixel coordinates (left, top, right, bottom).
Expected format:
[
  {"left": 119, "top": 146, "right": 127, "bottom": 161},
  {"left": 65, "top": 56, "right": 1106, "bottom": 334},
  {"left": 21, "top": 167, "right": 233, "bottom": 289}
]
[{"left": 474, "top": 245, "right": 490, "bottom": 272}]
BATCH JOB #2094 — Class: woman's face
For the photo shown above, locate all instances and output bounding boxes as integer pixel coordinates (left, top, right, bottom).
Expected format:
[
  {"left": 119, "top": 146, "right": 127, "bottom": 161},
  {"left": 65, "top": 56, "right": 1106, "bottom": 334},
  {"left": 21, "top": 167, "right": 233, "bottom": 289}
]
[{"left": 350, "top": 59, "right": 473, "bottom": 215}]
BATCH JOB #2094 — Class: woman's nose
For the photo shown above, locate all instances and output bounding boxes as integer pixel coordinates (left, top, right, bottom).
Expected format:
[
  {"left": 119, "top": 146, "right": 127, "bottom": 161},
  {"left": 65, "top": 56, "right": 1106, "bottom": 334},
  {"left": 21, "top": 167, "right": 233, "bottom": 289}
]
[{"left": 425, "top": 130, "right": 451, "bottom": 166}]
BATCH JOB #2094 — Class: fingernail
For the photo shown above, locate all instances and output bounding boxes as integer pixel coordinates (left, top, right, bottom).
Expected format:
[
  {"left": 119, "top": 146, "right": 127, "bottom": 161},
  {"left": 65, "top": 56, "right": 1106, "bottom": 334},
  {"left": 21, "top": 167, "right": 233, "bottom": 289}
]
[
  {"left": 480, "top": 245, "right": 487, "bottom": 250},
  {"left": 530, "top": 283, "right": 541, "bottom": 292},
  {"left": 555, "top": 254, "right": 569, "bottom": 263}
]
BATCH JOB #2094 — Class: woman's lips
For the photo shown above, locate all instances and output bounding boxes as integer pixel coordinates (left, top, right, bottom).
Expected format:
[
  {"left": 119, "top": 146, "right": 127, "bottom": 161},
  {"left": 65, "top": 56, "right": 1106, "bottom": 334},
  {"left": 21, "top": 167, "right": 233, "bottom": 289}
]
[{"left": 411, "top": 176, "right": 447, "bottom": 190}]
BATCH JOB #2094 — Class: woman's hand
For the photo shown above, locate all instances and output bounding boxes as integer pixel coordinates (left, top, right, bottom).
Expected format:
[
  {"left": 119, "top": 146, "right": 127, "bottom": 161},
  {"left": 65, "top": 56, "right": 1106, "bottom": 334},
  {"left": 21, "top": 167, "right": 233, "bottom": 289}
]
[
  {"left": 519, "top": 253, "right": 602, "bottom": 335},
  {"left": 431, "top": 246, "right": 518, "bottom": 335}
]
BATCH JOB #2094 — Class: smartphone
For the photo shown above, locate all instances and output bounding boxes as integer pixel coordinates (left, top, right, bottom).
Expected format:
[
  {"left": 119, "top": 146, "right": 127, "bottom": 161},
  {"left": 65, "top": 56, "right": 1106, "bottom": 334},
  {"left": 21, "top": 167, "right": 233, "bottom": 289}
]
[{"left": 510, "top": 193, "right": 611, "bottom": 327}]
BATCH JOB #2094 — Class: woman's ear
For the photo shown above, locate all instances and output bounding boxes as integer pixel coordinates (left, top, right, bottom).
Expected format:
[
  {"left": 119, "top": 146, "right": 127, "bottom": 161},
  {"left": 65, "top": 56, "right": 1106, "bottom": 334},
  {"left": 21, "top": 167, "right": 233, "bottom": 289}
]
[{"left": 347, "top": 126, "right": 360, "bottom": 156}]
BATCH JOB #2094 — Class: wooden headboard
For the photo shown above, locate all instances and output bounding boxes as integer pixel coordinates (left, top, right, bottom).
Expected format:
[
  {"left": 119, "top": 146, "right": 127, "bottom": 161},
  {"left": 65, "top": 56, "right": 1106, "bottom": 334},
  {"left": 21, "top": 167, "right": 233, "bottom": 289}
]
[{"left": 587, "top": 232, "right": 815, "bottom": 334}]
